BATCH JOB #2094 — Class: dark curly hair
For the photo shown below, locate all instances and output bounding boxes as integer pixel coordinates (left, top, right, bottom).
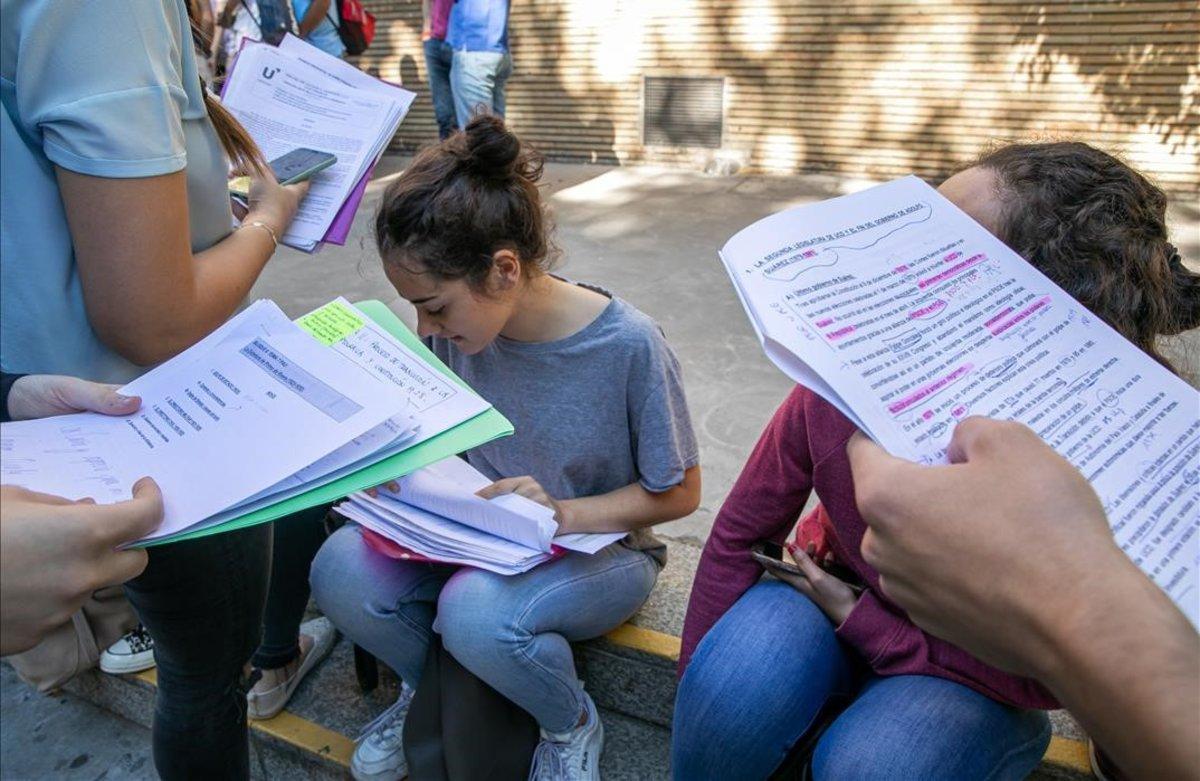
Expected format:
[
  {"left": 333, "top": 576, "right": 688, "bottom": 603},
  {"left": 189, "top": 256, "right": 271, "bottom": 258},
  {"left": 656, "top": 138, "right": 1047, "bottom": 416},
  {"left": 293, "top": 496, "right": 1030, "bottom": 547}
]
[
  {"left": 374, "top": 115, "right": 556, "bottom": 290},
  {"left": 972, "top": 141, "right": 1199, "bottom": 370}
]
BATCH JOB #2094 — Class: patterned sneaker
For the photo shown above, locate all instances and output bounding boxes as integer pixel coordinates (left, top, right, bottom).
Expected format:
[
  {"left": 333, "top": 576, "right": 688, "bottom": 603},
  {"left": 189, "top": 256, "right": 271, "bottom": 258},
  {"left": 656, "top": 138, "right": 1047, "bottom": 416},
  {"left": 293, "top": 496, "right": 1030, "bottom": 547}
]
[
  {"left": 99, "top": 624, "right": 156, "bottom": 674},
  {"left": 528, "top": 690, "right": 603, "bottom": 781},
  {"left": 351, "top": 683, "right": 415, "bottom": 781}
]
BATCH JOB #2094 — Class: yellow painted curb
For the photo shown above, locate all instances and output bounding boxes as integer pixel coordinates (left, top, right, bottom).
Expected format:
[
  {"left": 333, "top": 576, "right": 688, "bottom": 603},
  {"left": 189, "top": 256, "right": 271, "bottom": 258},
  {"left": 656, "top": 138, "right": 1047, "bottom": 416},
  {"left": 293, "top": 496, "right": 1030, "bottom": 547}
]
[
  {"left": 251, "top": 710, "right": 354, "bottom": 768},
  {"left": 133, "top": 638, "right": 1091, "bottom": 776},
  {"left": 1043, "top": 735, "right": 1093, "bottom": 775},
  {"left": 604, "top": 623, "right": 682, "bottom": 661},
  {"left": 133, "top": 668, "right": 353, "bottom": 768}
]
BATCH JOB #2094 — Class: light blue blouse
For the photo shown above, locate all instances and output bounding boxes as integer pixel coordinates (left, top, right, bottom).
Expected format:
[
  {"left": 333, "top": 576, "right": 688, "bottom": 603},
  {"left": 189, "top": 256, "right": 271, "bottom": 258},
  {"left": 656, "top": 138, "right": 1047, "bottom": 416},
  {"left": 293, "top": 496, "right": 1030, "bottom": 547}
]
[
  {"left": 292, "top": 0, "right": 346, "bottom": 59},
  {"left": 0, "top": 0, "right": 234, "bottom": 383}
]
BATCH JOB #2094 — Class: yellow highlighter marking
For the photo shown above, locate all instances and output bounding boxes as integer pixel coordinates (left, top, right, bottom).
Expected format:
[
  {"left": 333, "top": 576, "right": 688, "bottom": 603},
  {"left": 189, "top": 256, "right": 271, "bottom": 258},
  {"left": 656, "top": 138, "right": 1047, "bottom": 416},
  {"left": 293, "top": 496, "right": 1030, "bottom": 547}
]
[{"left": 298, "top": 301, "right": 366, "bottom": 346}]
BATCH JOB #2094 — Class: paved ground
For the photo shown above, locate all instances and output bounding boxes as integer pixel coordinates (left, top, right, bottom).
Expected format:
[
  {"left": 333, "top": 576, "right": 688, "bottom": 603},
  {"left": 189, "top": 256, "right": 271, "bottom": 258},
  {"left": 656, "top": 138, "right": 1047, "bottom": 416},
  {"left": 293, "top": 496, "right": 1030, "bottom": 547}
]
[
  {"left": 0, "top": 664, "right": 152, "bottom": 780},
  {"left": 3, "top": 157, "right": 1198, "bottom": 777}
]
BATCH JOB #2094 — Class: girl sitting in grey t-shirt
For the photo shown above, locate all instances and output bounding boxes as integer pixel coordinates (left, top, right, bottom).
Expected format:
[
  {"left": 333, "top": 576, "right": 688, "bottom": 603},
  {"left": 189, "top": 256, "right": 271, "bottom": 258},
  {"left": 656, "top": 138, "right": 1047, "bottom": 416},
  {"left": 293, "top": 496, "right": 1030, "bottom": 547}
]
[{"left": 310, "top": 115, "right": 701, "bottom": 781}]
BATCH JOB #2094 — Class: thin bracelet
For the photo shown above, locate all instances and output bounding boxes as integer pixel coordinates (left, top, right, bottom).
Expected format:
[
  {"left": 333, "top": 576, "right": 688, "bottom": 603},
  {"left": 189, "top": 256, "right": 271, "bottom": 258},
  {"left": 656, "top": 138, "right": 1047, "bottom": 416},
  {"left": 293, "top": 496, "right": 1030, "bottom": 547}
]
[{"left": 242, "top": 220, "right": 278, "bottom": 250}]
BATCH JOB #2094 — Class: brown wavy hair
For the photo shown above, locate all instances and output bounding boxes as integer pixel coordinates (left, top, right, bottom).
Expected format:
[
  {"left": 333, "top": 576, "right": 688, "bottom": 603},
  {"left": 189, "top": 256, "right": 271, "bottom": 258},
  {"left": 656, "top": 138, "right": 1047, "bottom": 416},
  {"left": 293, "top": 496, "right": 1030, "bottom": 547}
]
[
  {"left": 185, "top": 4, "right": 265, "bottom": 174},
  {"left": 374, "top": 115, "right": 556, "bottom": 289},
  {"left": 972, "top": 141, "right": 1199, "bottom": 370}
]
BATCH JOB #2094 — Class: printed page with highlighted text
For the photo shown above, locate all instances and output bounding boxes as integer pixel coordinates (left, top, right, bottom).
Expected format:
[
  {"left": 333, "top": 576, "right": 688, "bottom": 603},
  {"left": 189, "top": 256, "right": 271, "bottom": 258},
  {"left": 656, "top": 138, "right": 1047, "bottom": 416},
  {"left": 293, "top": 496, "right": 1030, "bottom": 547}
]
[
  {"left": 720, "top": 176, "right": 1200, "bottom": 625},
  {"left": 0, "top": 302, "right": 407, "bottom": 541}
]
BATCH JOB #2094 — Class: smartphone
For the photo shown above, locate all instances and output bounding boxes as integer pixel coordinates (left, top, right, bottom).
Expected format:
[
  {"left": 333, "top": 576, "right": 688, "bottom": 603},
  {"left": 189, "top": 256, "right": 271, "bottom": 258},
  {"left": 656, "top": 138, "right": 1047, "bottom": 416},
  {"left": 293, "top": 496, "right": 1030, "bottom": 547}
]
[
  {"left": 750, "top": 541, "right": 804, "bottom": 576},
  {"left": 751, "top": 541, "right": 865, "bottom": 592},
  {"left": 268, "top": 147, "right": 338, "bottom": 185}
]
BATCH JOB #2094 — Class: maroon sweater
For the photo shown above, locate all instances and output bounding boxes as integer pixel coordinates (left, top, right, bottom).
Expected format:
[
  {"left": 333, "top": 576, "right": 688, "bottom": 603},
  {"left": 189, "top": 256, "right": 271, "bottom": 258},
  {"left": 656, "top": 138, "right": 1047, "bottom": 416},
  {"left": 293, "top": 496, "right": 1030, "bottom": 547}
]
[{"left": 679, "top": 386, "right": 1058, "bottom": 710}]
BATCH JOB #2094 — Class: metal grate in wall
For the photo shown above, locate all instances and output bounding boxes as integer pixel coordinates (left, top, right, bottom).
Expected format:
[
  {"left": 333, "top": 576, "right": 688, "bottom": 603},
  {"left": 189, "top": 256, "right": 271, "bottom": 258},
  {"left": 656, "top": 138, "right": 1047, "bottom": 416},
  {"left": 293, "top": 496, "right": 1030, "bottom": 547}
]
[{"left": 643, "top": 76, "right": 724, "bottom": 149}]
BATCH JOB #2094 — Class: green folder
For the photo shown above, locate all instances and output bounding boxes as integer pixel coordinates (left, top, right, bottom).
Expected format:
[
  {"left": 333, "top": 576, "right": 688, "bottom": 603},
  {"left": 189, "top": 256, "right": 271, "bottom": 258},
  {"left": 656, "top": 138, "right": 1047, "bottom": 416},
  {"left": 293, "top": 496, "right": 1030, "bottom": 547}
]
[{"left": 145, "top": 300, "right": 514, "bottom": 546}]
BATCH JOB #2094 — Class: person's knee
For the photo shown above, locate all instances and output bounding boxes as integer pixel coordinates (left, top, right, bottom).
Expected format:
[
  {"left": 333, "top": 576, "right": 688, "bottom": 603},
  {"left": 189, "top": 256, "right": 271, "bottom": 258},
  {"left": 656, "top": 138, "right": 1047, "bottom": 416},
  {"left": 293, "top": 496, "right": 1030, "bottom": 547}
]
[
  {"left": 309, "top": 525, "right": 366, "bottom": 621},
  {"left": 672, "top": 656, "right": 767, "bottom": 778},
  {"left": 436, "top": 569, "right": 517, "bottom": 665},
  {"left": 813, "top": 679, "right": 1052, "bottom": 779},
  {"left": 153, "top": 664, "right": 244, "bottom": 729}
]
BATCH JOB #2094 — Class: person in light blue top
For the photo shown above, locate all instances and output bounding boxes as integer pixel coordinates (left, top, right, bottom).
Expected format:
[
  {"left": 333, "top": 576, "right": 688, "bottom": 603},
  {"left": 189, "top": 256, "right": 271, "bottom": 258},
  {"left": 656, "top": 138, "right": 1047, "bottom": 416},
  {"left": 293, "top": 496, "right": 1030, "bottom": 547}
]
[
  {"left": 446, "top": 0, "right": 512, "bottom": 127},
  {"left": 292, "top": 0, "right": 347, "bottom": 58},
  {"left": 1, "top": 1, "right": 307, "bottom": 778}
]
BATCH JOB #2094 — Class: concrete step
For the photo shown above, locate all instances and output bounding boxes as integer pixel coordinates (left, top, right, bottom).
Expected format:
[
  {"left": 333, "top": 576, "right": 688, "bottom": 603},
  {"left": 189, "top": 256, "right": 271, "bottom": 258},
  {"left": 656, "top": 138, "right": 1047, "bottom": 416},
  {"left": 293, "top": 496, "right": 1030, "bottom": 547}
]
[
  {"left": 59, "top": 538, "right": 1092, "bottom": 780},
  {"left": 59, "top": 640, "right": 670, "bottom": 780}
]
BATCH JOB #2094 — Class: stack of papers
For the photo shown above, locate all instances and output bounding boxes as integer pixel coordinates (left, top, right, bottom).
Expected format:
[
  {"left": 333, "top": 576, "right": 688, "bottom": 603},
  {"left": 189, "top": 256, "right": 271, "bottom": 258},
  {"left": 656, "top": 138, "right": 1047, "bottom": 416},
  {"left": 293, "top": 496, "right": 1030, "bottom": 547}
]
[
  {"left": 720, "top": 176, "right": 1200, "bottom": 626},
  {"left": 338, "top": 456, "right": 627, "bottom": 575},
  {"left": 0, "top": 299, "right": 514, "bottom": 546},
  {"left": 220, "top": 35, "right": 416, "bottom": 251}
]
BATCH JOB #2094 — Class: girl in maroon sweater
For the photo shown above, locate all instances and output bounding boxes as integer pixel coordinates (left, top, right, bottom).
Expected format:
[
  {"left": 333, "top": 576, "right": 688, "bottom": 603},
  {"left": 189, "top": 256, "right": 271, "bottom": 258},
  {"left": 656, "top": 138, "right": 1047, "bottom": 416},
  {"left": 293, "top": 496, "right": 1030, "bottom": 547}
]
[{"left": 674, "top": 142, "right": 1199, "bottom": 780}]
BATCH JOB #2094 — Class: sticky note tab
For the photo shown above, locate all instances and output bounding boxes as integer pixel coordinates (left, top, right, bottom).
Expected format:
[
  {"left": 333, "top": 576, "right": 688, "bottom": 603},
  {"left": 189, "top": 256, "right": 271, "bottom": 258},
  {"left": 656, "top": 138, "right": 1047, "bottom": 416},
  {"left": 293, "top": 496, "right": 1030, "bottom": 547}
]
[{"left": 298, "top": 301, "right": 365, "bottom": 346}]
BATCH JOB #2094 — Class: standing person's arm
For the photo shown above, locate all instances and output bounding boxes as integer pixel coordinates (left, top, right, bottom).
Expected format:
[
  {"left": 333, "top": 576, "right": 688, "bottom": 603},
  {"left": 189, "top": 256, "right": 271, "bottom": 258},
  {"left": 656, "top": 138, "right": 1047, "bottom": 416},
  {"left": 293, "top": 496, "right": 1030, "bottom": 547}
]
[
  {"left": 12, "top": 3, "right": 307, "bottom": 367},
  {"left": 57, "top": 169, "right": 305, "bottom": 365},
  {"left": 295, "top": 0, "right": 332, "bottom": 37},
  {"left": 848, "top": 420, "right": 1200, "bottom": 780}
]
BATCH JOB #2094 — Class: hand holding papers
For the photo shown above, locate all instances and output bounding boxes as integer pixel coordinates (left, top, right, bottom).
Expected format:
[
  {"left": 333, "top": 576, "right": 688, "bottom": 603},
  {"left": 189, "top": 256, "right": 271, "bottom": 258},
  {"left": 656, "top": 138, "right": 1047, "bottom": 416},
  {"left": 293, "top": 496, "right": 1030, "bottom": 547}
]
[
  {"left": 720, "top": 176, "right": 1200, "bottom": 625},
  {"left": 0, "top": 299, "right": 513, "bottom": 546},
  {"left": 1, "top": 301, "right": 406, "bottom": 541},
  {"left": 338, "top": 457, "right": 627, "bottom": 575},
  {"left": 220, "top": 36, "right": 415, "bottom": 251}
]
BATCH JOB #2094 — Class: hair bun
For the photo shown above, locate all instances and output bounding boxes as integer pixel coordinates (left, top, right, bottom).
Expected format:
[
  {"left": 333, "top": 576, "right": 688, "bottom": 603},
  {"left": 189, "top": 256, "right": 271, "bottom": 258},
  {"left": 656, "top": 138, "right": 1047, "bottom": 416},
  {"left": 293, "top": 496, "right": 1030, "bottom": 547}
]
[{"left": 461, "top": 115, "right": 521, "bottom": 181}]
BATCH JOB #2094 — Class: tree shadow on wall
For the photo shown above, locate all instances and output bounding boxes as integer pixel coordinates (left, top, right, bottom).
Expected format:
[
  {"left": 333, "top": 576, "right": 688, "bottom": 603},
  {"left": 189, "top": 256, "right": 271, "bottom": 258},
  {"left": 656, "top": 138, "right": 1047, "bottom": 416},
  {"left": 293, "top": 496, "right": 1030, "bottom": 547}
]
[{"left": 1009, "top": 1, "right": 1198, "bottom": 147}]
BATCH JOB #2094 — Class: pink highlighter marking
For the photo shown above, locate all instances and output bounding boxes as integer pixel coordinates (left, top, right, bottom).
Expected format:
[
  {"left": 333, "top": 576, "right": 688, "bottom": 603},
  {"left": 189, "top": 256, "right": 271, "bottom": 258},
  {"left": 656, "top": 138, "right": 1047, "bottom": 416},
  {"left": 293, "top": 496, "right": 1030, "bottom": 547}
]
[
  {"left": 887, "top": 364, "right": 974, "bottom": 415},
  {"left": 984, "top": 307, "right": 1014, "bottom": 328},
  {"left": 815, "top": 318, "right": 835, "bottom": 328},
  {"left": 988, "top": 296, "right": 1052, "bottom": 336},
  {"left": 893, "top": 264, "right": 910, "bottom": 274},
  {"left": 918, "top": 253, "right": 986, "bottom": 289},
  {"left": 908, "top": 300, "right": 947, "bottom": 320},
  {"left": 943, "top": 251, "right": 962, "bottom": 263},
  {"left": 826, "top": 325, "right": 856, "bottom": 341}
]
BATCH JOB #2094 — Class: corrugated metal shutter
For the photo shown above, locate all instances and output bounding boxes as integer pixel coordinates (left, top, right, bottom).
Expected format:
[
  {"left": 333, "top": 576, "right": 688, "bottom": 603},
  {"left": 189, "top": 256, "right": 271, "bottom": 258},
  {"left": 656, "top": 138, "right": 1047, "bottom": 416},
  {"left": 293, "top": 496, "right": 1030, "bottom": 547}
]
[
  {"left": 643, "top": 76, "right": 724, "bottom": 148},
  {"left": 358, "top": 0, "right": 1199, "bottom": 194}
]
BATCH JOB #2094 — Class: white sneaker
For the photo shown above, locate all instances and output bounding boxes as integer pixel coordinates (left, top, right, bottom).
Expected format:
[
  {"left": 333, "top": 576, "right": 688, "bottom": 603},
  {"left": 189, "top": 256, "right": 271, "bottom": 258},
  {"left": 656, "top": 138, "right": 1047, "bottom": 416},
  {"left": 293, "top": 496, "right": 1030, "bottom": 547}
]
[
  {"left": 528, "top": 690, "right": 604, "bottom": 781},
  {"left": 351, "top": 683, "right": 415, "bottom": 781},
  {"left": 247, "top": 617, "right": 338, "bottom": 720},
  {"left": 99, "top": 624, "right": 156, "bottom": 674}
]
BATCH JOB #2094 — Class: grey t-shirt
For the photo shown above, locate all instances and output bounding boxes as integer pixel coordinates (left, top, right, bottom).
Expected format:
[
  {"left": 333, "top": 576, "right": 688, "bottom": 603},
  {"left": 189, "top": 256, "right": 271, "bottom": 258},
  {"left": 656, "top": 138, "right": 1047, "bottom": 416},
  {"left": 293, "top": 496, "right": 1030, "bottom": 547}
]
[{"left": 427, "top": 284, "right": 699, "bottom": 566}]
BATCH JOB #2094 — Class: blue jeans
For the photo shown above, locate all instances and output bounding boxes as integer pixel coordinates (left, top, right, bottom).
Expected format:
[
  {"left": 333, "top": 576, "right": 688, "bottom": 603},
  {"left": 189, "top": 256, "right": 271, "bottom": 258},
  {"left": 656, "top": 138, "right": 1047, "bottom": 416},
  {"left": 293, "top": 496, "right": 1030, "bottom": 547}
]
[
  {"left": 311, "top": 523, "right": 658, "bottom": 732},
  {"left": 423, "top": 38, "right": 457, "bottom": 140},
  {"left": 449, "top": 49, "right": 513, "bottom": 127},
  {"left": 672, "top": 581, "right": 1051, "bottom": 780}
]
